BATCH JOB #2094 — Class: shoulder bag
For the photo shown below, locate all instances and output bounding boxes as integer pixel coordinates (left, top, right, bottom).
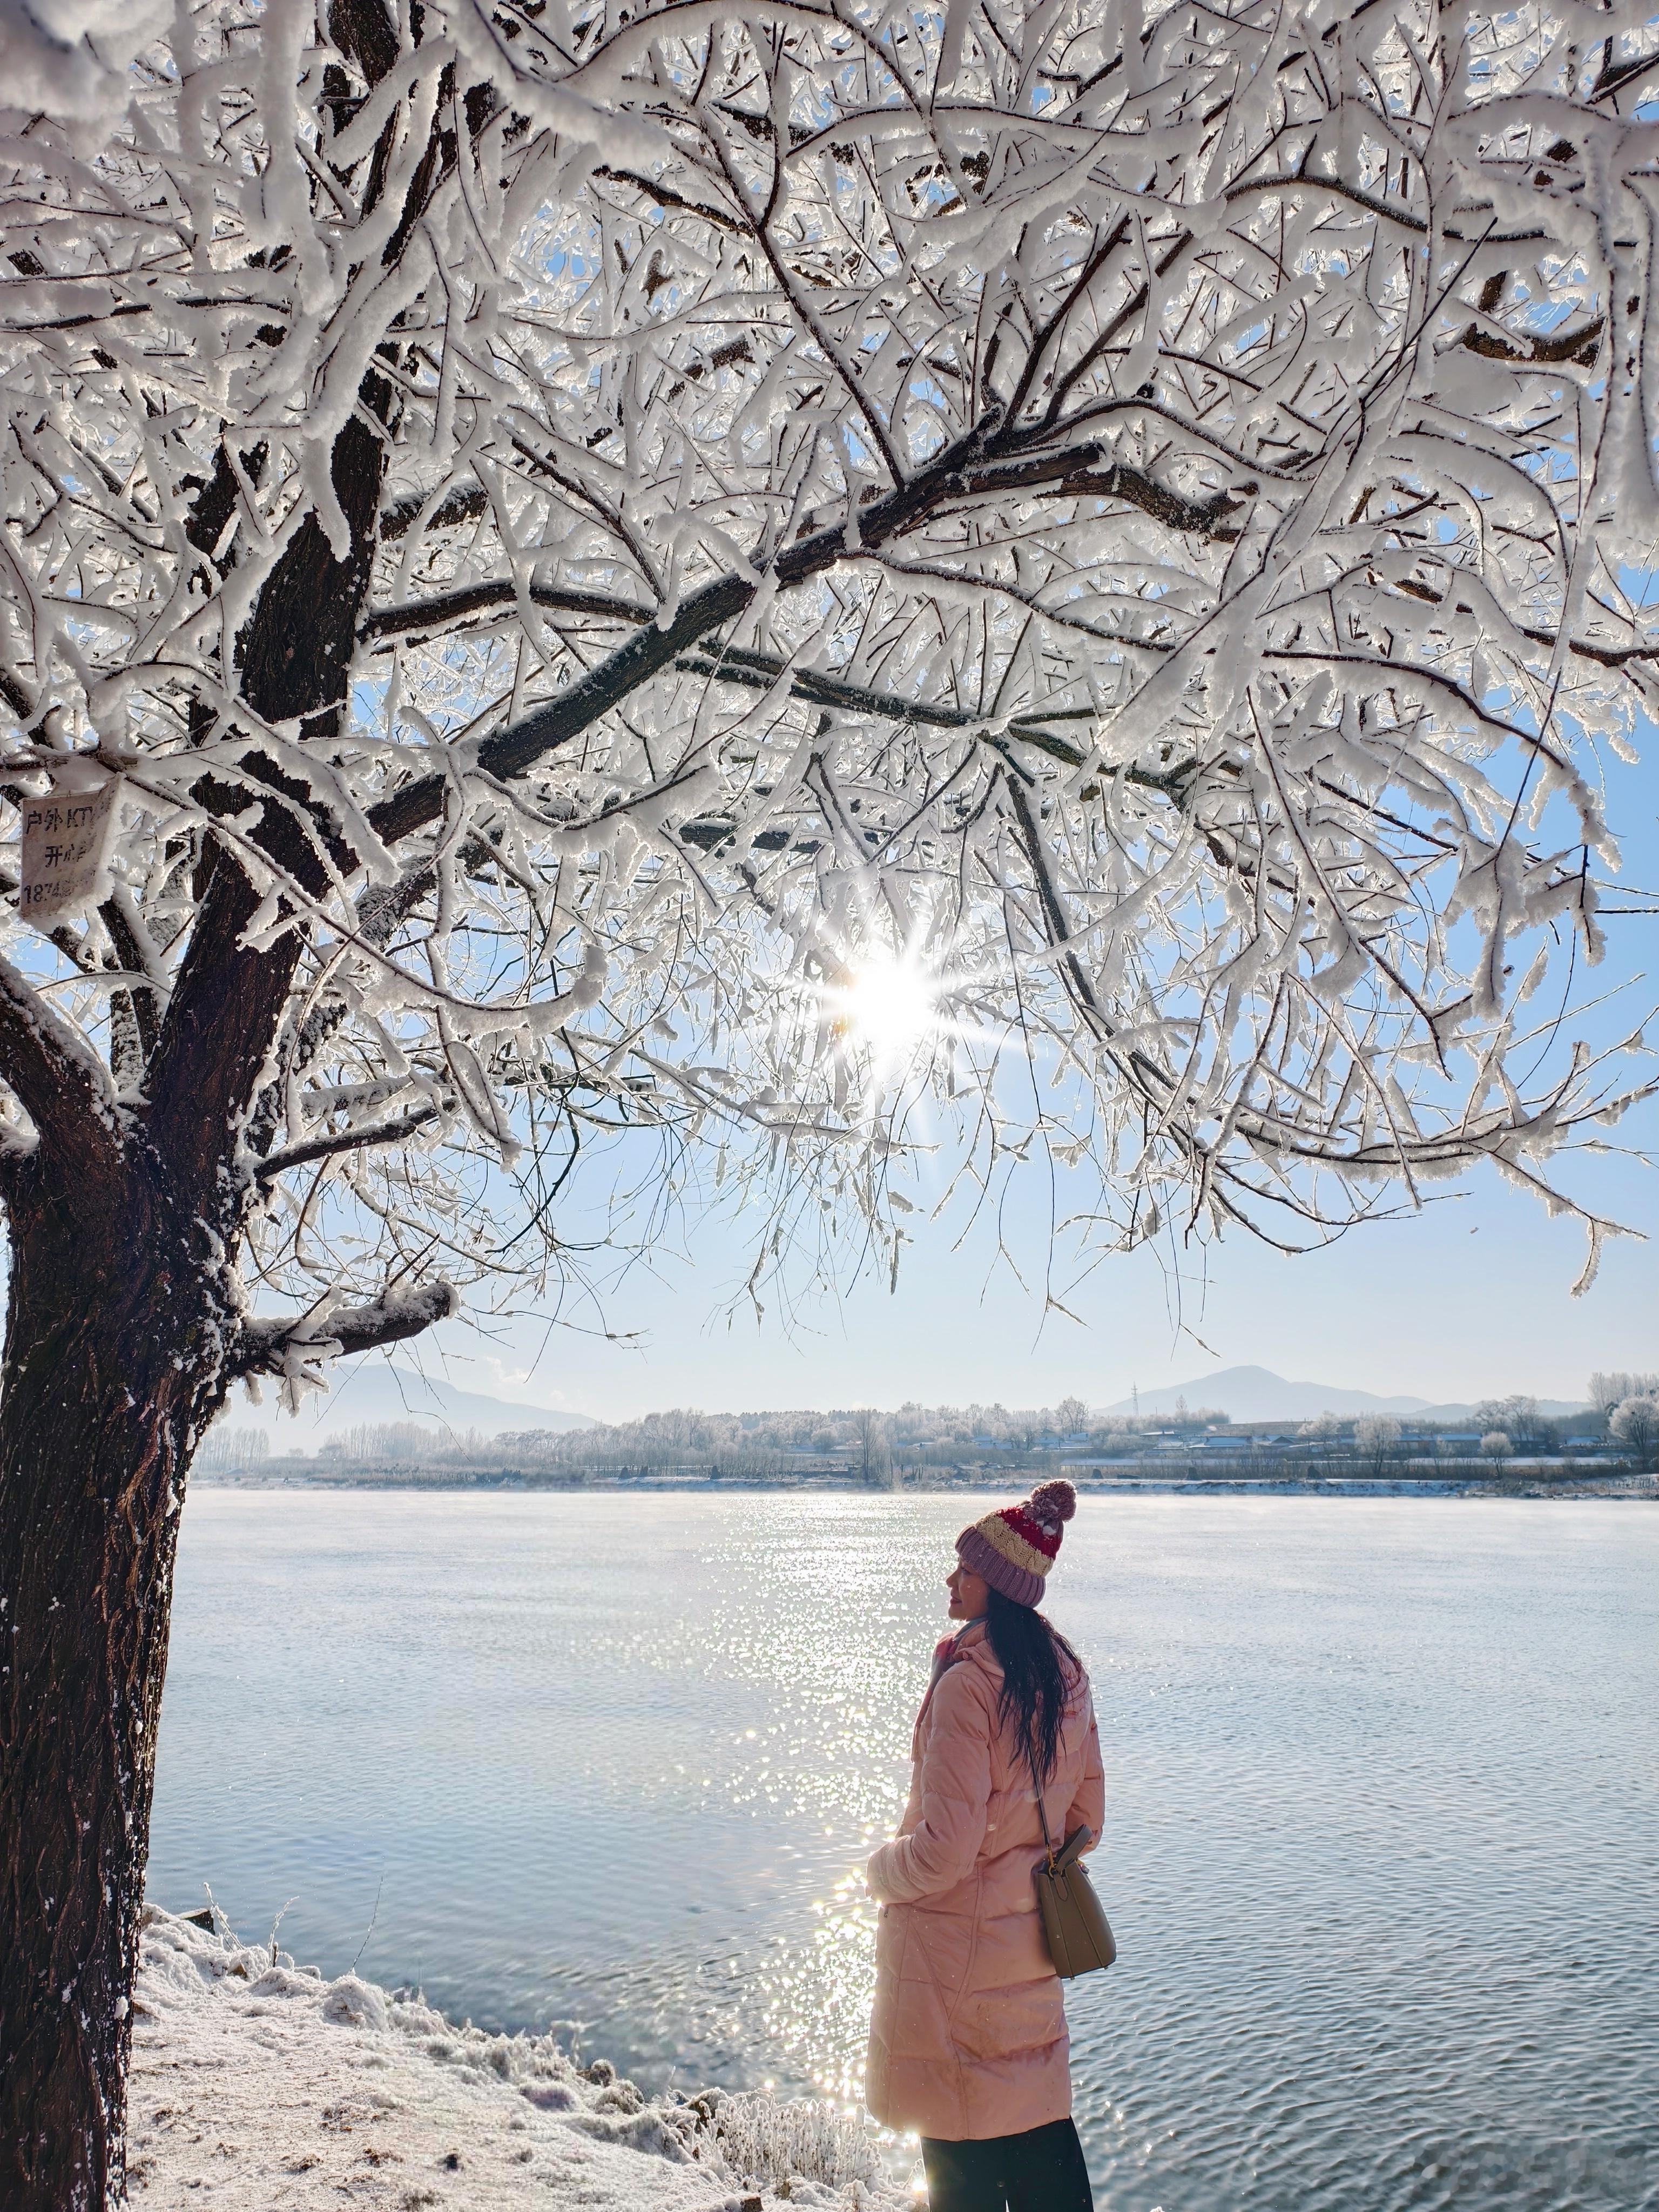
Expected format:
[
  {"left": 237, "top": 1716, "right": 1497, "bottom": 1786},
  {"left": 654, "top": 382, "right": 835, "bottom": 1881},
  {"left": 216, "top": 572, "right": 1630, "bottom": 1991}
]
[{"left": 1030, "top": 1752, "right": 1116, "bottom": 1979}]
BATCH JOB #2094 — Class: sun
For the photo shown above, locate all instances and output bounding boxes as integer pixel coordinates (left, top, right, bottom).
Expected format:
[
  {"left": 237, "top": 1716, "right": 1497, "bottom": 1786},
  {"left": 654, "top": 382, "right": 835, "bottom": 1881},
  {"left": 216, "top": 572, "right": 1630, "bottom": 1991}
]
[{"left": 841, "top": 957, "right": 939, "bottom": 1062}]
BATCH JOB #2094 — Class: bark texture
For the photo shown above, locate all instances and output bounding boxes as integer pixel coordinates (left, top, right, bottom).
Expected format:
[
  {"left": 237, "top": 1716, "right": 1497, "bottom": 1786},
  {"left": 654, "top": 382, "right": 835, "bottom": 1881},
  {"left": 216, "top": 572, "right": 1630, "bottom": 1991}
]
[{"left": 0, "top": 1156, "right": 229, "bottom": 2209}]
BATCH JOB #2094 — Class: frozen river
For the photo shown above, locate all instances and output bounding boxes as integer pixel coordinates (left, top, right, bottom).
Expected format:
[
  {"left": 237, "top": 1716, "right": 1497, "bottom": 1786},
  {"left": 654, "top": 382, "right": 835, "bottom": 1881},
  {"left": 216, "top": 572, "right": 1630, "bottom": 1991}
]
[{"left": 149, "top": 1491, "right": 1658, "bottom": 2211}]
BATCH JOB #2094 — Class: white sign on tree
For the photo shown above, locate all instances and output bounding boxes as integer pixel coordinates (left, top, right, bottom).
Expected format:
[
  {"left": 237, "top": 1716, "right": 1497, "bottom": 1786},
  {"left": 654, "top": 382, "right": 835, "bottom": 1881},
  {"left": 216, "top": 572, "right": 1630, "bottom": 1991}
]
[{"left": 19, "top": 772, "right": 118, "bottom": 926}]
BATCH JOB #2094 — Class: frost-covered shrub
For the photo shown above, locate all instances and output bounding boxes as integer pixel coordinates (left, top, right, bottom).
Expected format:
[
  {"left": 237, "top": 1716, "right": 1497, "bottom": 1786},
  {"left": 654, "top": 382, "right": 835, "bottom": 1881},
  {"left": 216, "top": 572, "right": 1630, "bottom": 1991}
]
[
  {"left": 1479, "top": 1432, "right": 1514, "bottom": 1460},
  {"left": 697, "top": 2090, "right": 881, "bottom": 2193},
  {"left": 320, "top": 1975, "right": 388, "bottom": 2030}
]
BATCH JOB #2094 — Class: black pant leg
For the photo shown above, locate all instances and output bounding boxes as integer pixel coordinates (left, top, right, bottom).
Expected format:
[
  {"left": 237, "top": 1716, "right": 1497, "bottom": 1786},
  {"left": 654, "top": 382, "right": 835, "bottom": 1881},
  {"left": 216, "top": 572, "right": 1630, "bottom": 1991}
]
[
  {"left": 920, "top": 2135, "right": 1009, "bottom": 2212},
  {"left": 1001, "top": 2116, "right": 1095, "bottom": 2212}
]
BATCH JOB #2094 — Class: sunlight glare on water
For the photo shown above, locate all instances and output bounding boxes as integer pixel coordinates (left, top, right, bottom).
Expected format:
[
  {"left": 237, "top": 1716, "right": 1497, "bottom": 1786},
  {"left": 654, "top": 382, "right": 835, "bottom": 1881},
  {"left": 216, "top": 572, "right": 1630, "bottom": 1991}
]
[{"left": 149, "top": 1492, "right": 1659, "bottom": 2212}]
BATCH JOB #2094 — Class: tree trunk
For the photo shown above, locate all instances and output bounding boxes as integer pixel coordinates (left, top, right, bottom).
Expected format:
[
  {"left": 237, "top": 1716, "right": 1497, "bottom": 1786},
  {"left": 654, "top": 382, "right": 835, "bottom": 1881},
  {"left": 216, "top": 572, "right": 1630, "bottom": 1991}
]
[
  {"left": 0, "top": 1160, "right": 227, "bottom": 2209},
  {"left": 0, "top": 234, "right": 392, "bottom": 2212}
]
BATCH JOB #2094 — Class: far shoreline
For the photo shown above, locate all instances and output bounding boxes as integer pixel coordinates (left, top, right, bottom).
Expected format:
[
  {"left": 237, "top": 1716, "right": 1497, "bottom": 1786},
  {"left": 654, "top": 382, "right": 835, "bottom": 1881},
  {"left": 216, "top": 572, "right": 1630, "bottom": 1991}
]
[{"left": 192, "top": 1472, "right": 1656, "bottom": 1500}]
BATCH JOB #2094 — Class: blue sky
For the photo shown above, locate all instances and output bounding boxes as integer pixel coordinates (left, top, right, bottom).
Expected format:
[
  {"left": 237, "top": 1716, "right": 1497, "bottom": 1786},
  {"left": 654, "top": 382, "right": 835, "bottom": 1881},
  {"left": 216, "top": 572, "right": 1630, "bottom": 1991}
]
[
  {"left": 417, "top": 1121, "right": 1655, "bottom": 1419},
  {"left": 400, "top": 743, "right": 1659, "bottom": 1423}
]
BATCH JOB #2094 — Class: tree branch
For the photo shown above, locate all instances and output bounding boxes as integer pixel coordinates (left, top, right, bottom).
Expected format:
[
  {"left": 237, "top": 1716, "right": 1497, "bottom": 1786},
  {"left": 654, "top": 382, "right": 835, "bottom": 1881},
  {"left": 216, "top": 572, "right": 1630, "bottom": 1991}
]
[
  {"left": 672, "top": 642, "right": 1200, "bottom": 784},
  {"left": 593, "top": 163, "right": 752, "bottom": 235},
  {"left": 361, "top": 577, "right": 653, "bottom": 646},
  {"left": 0, "top": 951, "right": 123, "bottom": 1178},
  {"left": 147, "top": 398, "right": 390, "bottom": 1184},
  {"left": 378, "top": 483, "right": 490, "bottom": 542},
  {"left": 97, "top": 897, "right": 162, "bottom": 1063},
  {"left": 254, "top": 1103, "right": 442, "bottom": 1182},
  {"left": 365, "top": 414, "right": 1247, "bottom": 848},
  {"left": 228, "top": 1279, "right": 461, "bottom": 1380}
]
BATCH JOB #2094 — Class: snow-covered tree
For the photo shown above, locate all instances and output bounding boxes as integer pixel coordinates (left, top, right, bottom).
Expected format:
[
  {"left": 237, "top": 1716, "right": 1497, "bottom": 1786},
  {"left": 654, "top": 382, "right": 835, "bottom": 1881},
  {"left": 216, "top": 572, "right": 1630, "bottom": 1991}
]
[
  {"left": 1473, "top": 1392, "right": 1555, "bottom": 1448},
  {"left": 1608, "top": 1392, "right": 1659, "bottom": 1467},
  {"left": 2, "top": 0, "right": 1657, "bottom": 2197},
  {"left": 1353, "top": 1411, "right": 1402, "bottom": 1469},
  {"left": 1589, "top": 1368, "right": 1659, "bottom": 1416},
  {"left": 852, "top": 1405, "right": 892, "bottom": 1484}
]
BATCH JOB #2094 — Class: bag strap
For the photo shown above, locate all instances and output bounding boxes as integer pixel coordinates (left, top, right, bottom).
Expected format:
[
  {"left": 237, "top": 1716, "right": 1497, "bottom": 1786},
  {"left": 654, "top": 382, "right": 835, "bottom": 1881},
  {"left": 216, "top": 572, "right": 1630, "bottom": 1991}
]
[{"left": 1029, "top": 1744, "right": 1057, "bottom": 1870}]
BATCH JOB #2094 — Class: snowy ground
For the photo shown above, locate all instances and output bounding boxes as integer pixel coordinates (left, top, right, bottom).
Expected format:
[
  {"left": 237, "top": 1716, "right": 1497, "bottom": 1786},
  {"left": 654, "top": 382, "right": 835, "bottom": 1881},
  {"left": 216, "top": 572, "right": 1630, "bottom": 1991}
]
[{"left": 130, "top": 1908, "right": 909, "bottom": 2211}]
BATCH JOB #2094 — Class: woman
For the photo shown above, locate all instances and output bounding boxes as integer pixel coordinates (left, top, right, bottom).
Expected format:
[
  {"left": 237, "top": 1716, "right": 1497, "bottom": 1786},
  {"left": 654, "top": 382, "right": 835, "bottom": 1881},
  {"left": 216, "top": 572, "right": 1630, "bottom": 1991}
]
[{"left": 866, "top": 1480, "right": 1103, "bottom": 2212}]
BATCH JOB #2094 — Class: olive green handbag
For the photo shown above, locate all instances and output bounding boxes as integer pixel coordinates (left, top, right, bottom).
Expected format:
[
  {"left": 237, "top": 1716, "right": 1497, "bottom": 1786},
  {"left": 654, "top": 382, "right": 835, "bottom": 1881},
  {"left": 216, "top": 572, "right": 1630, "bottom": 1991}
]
[{"left": 1031, "top": 1757, "right": 1117, "bottom": 1979}]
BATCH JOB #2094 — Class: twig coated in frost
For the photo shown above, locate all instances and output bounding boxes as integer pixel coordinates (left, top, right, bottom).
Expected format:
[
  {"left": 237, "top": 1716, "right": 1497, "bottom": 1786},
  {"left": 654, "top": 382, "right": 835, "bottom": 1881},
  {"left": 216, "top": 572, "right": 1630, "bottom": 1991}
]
[{"left": 348, "top": 1874, "right": 385, "bottom": 1979}]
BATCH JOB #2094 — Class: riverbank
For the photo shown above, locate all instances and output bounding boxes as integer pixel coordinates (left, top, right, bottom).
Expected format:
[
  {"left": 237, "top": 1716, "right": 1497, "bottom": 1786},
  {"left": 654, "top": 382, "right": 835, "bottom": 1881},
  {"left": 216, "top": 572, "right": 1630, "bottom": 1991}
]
[{"left": 129, "top": 1908, "right": 902, "bottom": 2210}]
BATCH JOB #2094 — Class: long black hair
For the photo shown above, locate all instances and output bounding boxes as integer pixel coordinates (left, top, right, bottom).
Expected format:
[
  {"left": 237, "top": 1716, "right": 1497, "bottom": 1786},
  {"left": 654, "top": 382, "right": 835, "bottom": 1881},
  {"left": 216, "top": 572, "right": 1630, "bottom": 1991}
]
[{"left": 984, "top": 1589, "right": 1081, "bottom": 1785}]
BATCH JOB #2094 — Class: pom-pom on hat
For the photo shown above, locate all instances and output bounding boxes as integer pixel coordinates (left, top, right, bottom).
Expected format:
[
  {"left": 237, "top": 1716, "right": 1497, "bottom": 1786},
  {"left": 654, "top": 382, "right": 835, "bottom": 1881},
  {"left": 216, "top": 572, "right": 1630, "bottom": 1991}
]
[{"left": 956, "top": 1480, "right": 1077, "bottom": 1609}]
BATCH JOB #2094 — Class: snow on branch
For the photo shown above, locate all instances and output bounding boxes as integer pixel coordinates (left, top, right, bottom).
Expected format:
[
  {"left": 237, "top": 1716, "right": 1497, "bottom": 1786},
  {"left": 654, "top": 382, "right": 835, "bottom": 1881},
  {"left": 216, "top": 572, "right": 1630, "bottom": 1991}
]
[
  {"left": 0, "top": 945, "right": 123, "bottom": 1175},
  {"left": 0, "top": 0, "right": 1652, "bottom": 1317},
  {"left": 231, "top": 1283, "right": 463, "bottom": 1402}
]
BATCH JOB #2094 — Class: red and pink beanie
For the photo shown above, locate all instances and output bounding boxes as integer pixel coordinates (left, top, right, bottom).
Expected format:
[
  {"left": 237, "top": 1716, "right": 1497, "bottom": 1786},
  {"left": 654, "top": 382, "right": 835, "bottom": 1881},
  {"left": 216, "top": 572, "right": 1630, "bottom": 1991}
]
[{"left": 956, "top": 1480, "right": 1077, "bottom": 1609}]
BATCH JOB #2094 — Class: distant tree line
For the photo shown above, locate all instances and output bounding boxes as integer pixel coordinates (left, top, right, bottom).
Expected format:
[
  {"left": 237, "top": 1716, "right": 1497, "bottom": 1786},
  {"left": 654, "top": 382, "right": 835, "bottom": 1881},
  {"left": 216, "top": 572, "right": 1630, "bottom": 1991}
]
[
  {"left": 201, "top": 1395, "right": 1217, "bottom": 1480},
  {"left": 199, "top": 1372, "right": 1659, "bottom": 1480}
]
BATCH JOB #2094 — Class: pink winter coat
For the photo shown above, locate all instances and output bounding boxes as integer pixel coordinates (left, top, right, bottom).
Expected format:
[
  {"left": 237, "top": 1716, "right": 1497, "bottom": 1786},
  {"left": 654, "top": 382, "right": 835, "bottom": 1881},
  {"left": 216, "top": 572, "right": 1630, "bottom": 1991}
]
[{"left": 865, "top": 1620, "right": 1104, "bottom": 2141}]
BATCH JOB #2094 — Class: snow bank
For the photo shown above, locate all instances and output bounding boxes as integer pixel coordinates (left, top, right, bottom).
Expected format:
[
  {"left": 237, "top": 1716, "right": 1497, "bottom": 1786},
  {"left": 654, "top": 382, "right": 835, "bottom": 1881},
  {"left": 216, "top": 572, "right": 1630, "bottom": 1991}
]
[{"left": 130, "top": 1907, "right": 907, "bottom": 2210}]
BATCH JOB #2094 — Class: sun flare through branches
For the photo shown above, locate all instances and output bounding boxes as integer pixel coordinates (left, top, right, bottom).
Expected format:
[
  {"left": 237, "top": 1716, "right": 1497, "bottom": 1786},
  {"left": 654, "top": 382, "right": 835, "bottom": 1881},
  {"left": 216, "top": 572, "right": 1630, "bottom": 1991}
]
[{"left": 835, "top": 958, "right": 942, "bottom": 1077}]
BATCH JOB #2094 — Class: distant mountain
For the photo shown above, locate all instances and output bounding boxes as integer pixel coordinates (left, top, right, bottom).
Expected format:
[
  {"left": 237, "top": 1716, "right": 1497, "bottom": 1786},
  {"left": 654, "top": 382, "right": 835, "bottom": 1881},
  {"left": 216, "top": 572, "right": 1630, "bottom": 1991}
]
[
  {"left": 1102, "top": 1366, "right": 1436, "bottom": 1421},
  {"left": 1100, "top": 1366, "right": 1588, "bottom": 1422},
  {"left": 215, "top": 1359, "right": 593, "bottom": 1452},
  {"left": 1411, "top": 1399, "right": 1588, "bottom": 1424}
]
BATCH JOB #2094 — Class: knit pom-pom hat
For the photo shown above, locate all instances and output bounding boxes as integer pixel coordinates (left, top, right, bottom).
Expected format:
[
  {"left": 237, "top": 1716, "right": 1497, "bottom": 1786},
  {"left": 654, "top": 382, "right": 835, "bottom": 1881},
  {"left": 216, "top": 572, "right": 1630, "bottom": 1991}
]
[{"left": 956, "top": 1479, "right": 1077, "bottom": 1609}]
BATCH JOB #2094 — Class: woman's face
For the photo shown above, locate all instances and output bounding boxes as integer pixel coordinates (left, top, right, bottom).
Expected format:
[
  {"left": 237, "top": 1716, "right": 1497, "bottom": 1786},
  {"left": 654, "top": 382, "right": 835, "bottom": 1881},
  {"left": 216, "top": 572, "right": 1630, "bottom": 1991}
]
[{"left": 947, "top": 1561, "right": 990, "bottom": 1620}]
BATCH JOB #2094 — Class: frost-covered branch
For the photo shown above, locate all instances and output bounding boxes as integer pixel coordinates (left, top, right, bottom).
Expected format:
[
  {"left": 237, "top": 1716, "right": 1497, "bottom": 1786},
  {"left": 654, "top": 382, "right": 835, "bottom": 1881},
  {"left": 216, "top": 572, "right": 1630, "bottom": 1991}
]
[
  {"left": 0, "top": 948, "right": 122, "bottom": 1178},
  {"left": 254, "top": 1105, "right": 446, "bottom": 1183},
  {"left": 0, "top": 0, "right": 1652, "bottom": 1326},
  {"left": 230, "top": 1282, "right": 462, "bottom": 1385}
]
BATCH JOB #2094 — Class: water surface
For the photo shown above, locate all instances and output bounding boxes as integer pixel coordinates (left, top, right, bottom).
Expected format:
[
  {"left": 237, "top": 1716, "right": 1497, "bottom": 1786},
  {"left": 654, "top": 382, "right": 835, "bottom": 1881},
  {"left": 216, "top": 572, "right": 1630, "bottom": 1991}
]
[{"left": 149, "top": 1492, "right": 1659, "bottom": 2210}]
